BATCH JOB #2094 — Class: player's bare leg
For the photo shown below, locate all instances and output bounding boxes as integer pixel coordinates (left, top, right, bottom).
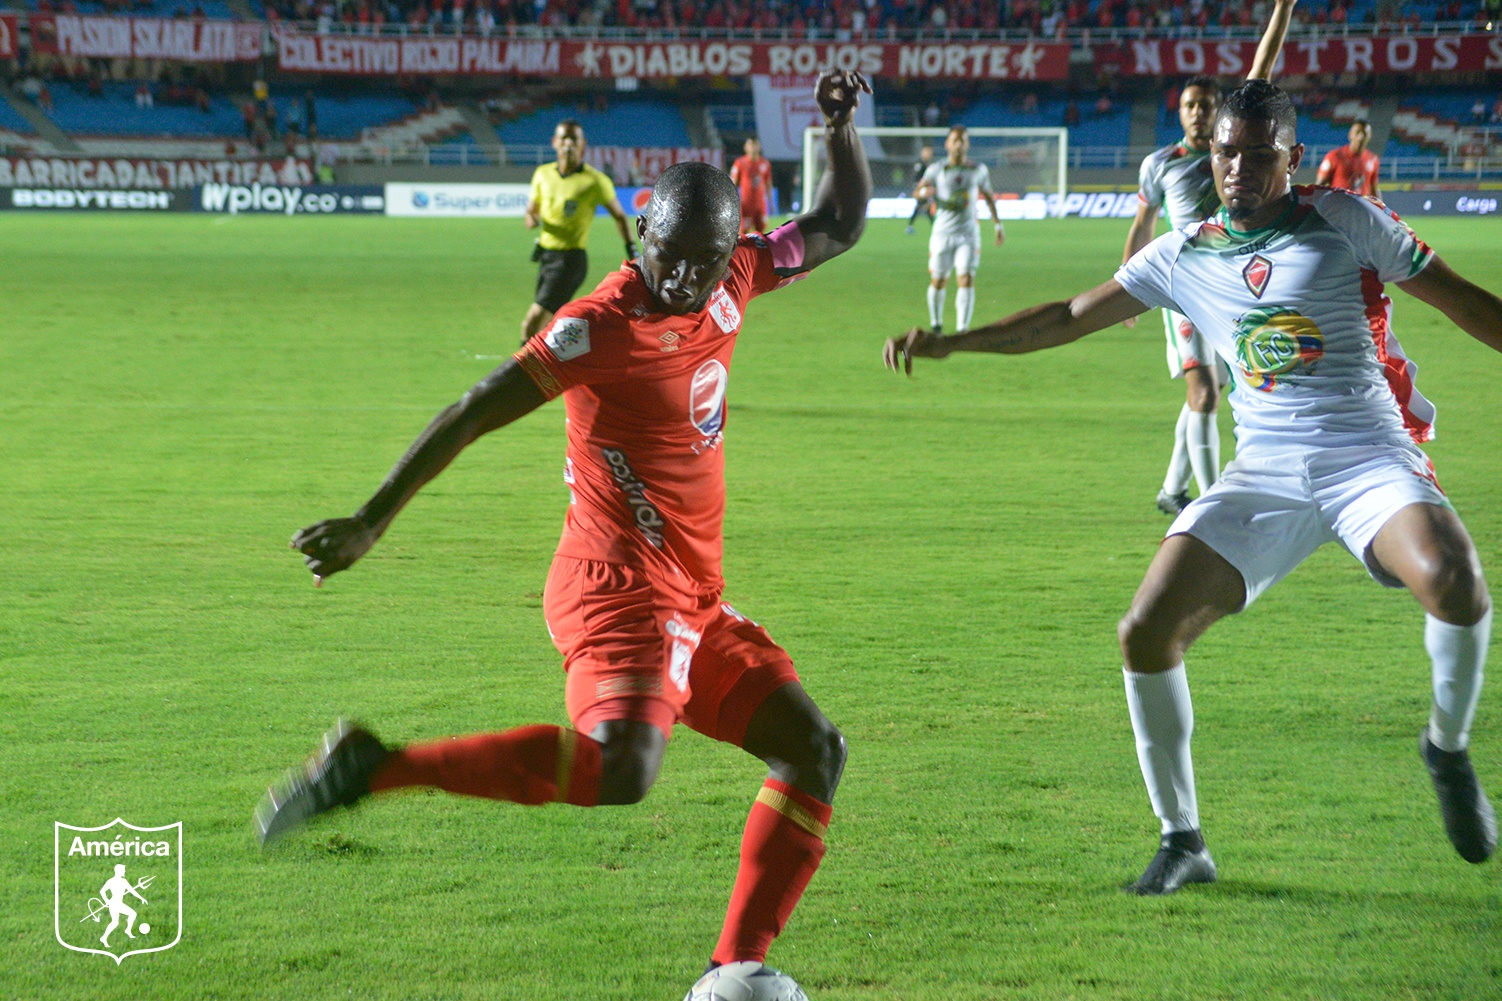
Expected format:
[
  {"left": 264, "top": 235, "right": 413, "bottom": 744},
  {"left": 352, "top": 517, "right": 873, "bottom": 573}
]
[
  {"left": 955, "top": 272, "right": 976, "bottom": 333},
  {"left": 1117, "top": 533, "right": 1245, "bottom": 894},
  {"left": 710, "top": 681, "right": 846, "bottom": 967},
  {"left": 520, "top": 302, "right": 553, "bottom": 346},
  {"left": 587, "top": 718, "right": 668, "bottom": 805},
  {"left": 927, "top": 275, "right": 947, "bottom": 333},
  {"left": 1368, "top": 502, "right": 1497, "bottom": 862}
]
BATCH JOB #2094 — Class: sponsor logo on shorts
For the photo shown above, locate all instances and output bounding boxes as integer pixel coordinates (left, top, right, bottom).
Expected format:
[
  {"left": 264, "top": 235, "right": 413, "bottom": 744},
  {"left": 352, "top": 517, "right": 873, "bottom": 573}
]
[
  {"left": 545, "top": 317, "right": 591, "bottom": 361},
  {"left": 1242, "top": 254, "right": 1273, "bottom": 298},
  {"left": 1233, "top": 306, "right": 1324, "bottom": 392},
  {"left": 601, "top": 448, "right": 665, "bottom": 548},
  {"left": 595, "top": 676, "right": 664, "bottom": 698},
  {"left": 708, "top": 287, "right": 741, "bottom": 334},
  {"left": 665, "top": 615, "right": 702, "bottom": 693},
  {"left": 689, "top": 360, "right": 728, "bottom": 437}
]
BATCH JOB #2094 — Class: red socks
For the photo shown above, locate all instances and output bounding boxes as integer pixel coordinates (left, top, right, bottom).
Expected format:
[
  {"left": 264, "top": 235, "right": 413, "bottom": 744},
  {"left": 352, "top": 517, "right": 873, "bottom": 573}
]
[
  {"left": 711, "top": 778, "right": 833, "bottom": 965},
  {"left": 369, "top": 725, "right": 602, "bottom": 807}
]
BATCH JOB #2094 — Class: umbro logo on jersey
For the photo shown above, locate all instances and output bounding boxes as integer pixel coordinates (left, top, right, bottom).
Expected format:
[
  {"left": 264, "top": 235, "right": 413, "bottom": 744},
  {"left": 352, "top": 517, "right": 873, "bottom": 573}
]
[
  {"left": 1243, "top": 254, "right": 1273, "bottom": 298},
  {"left": 659, "top": 332, "right": 681, "bottom": 352}
]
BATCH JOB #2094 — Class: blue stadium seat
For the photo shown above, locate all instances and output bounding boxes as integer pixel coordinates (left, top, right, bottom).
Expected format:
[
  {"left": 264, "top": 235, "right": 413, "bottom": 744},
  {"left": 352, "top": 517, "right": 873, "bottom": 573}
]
[
  {"left": 44, "top": 81, "right": 244, "bottom": 136},
  {"left": 498, "top": 99, "right": 691, "bottom": 148},
  {"left": 301, "top": 94, "right": 420, "bottom": 140},
  {"left": 960, "top": 95, "right": 1130, "bottom": 147},
  {"left": 0, "top": 101, "right": 36, "bottom": 135}
]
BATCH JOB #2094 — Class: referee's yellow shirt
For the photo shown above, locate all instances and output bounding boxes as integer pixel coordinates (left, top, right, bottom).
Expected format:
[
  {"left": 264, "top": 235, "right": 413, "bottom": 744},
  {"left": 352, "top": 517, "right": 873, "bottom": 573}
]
[{"left": 531, "top": 162, "right": 616, "bottom": 251}]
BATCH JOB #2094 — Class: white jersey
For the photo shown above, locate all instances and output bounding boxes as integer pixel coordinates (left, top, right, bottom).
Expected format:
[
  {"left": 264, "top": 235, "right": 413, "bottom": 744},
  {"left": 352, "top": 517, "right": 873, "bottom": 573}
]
[
  {"left": 1115, "top": 186, "right": 1436, "bottom": 451},
  {"left": 921, "top": 159, "right": 992, "bottom": 242},
  {"left": 1137, "top": 140, "right": 1220, "bottom": 229}
]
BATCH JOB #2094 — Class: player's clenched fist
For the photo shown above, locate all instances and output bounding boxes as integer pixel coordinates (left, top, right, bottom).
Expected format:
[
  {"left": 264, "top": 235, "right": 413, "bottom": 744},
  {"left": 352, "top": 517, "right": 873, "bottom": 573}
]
[
  {"left": 290, "top": 516, "right": 380, "bottom": 585},
  {"left": 815, "top": 70, "right": 871, "bottom": 126},
  {"left": 883, "top": 327, "right": 952, "bottom": 375}
]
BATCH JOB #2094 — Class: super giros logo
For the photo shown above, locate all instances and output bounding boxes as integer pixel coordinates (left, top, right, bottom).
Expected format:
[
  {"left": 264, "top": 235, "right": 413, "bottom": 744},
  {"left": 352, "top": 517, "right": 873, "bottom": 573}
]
[{"left": 1234, "top": 307, "right": 1325, "bottom": 392}]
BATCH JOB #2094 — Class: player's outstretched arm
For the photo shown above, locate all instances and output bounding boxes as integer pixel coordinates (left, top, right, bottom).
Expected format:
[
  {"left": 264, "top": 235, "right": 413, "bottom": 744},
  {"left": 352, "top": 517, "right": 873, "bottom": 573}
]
[
  {"left": 884, "top": 279, "right": 1148, "bottom": 374},
  {"left": 1398, "top": 255, "right": 1502, "bottom": 355},
  {"left": 1248, "top": 0, "right": 1296, "bottom": 81},
  {"left": 291, "top": 361, "right": 548, "bottom": 582},
  {"left": 790, "top": 70, "right": 873, "bottom": 271}
]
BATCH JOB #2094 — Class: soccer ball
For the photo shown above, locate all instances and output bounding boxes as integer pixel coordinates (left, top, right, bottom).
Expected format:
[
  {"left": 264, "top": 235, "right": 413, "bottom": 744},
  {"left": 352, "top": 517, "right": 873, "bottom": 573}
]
[{"left": 683, "top": 962, "right": 809, "bottom": 1001}]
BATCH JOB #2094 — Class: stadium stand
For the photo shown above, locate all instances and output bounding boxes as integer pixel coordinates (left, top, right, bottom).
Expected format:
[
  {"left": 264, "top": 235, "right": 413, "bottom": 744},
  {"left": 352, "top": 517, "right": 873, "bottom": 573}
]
[
  {"left": 497, "top": 99, "right": 691, "bottom": 149},
  {"left": 42, "top": 81, "right": 244, "bottom": 137},
  {"left": 0, "top": 101, "right": 37, "bottom": 135},
  {"left": 961, "top": 95, "right": 1131, "bottom": 148}
]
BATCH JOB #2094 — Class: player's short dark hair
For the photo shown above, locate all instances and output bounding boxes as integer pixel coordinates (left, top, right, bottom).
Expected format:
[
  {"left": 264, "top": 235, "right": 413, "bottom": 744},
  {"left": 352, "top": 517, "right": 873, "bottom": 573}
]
[
  {"left": 1350, "top": 116, "right": 1371, "bottom": 127},
  {"left": 1182, "top": 75, "right": 1220, "bottom": 96},
  {"left": 646, "top": 161, "right": 739, "bottom": 241},
  {"left": 947, "top": 124, "right": 968, "bottom": 137},
  {"left": 1218, "top": 79, "right": 1297, "bottom": 141},
  {"left": 555, "top": 118, "right": 584, "bottom": 137}
]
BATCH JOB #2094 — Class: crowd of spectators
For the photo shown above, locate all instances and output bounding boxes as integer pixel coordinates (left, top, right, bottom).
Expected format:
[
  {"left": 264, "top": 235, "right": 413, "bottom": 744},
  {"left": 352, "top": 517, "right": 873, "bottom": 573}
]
[{"left": 259, "top": 0, "right": 1495, "bottom": 37}]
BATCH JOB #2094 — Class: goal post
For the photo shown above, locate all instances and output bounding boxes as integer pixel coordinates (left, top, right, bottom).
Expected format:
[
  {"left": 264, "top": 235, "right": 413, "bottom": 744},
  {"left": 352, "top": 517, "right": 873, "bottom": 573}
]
[{"left": 800, "top": 125, "right": 1068, "bottom": 219}]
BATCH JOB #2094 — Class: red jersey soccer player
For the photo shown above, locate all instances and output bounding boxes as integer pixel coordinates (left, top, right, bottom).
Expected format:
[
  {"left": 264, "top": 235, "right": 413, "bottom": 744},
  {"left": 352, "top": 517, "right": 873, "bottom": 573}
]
[
  {"left": 1316, "top": 117, "right": 1381, "bottom": 198},
  {"left": 261, "top": 71, "right": 872, "bottom": 991},
  {"left": 730, "top": 136, "right": 775, "bottom": 234}
]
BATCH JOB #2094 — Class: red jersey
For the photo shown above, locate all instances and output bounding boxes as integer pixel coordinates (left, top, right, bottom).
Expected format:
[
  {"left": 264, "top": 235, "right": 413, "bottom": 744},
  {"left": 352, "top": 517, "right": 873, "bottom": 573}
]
[
  {"left": 1319, "top": 145, "right": 1380, "bottom": 196},
  {"left": 515, "top": 235, "right": 798, "bottom": 590},
  {"left": 731, "top": 154, "right": 772, "bottom": 208}
]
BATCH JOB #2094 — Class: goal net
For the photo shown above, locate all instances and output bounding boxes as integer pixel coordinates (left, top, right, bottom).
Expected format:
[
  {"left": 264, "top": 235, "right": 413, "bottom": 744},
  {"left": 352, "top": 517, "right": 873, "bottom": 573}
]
[{"left": 800, "top": 125, "right": 1068, "bottom": 220}]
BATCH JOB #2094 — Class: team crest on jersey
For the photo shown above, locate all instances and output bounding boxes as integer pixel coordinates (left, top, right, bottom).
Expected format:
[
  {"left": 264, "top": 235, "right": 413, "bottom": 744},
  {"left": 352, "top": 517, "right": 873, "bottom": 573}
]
[
  {"left": 708, "top": 288, "right": 741, "bottom": 334},
  {"left": 1233, "top": 306, "right": 1324, "bottom": 392},
  {"left": 1242, "top": 254, "right": 1273, "bottom": 298},
  {"left": 544, "top": 317, "right": 590, "bottom": 360}
]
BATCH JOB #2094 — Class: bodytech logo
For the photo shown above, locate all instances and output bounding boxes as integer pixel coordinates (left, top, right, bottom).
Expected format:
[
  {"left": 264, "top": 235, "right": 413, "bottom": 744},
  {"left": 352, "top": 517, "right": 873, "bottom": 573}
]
[
  {"left": 56, "top": 819, "right": 182, "bottom": 963},
  {"left": 601, "top": 448, "right": 665, "bottom": 548}
]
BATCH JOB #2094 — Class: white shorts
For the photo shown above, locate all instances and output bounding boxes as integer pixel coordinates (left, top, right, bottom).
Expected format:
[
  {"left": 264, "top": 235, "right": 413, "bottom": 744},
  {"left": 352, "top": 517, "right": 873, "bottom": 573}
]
[
  {"left": 929, "top": 232, "right": 980, "bottom": 278},
  {"left": 1167, "top": 441, "right": 1451, "bottom": 608},
  {"left": 1163, "top": 308, "right": 1227, "bottom": 382}
]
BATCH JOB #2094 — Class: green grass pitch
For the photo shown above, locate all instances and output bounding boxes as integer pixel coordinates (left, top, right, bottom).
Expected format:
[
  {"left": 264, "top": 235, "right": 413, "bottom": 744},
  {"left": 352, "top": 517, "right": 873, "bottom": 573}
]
[{"left": 2, "top": 211, "right": 1500, "bottom": 1000}]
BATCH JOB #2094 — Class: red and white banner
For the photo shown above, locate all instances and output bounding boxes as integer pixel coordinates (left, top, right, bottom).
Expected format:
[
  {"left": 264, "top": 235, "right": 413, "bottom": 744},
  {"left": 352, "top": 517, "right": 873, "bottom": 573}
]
[
  {"left": 1095, "top": 34, "right": 1502, "bottom": 77},
  {"left": 0, "top": 156, "right": 312, "bottom": 189},
  {"left": 585, "top": 146, "right": 723, "bottom": 184},
  {"left": 0, "top": 15, "right": 19, "bottom": 59},
  {"left": 275, "top": 31, "right": 1069, "bottom": 80},
  {"left": 29, "top": 15, "right": 262, "bottom": 62}
]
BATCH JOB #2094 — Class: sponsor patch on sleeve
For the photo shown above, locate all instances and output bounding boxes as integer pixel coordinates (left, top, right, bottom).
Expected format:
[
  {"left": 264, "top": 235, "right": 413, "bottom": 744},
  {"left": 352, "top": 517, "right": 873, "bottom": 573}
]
[{"left": 544, "top": 317, "right": 591, "bottom": 360}]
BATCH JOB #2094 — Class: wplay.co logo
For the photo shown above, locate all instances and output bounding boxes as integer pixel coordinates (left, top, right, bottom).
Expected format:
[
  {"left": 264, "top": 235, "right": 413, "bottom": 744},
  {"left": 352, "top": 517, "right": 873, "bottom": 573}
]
[{"left": 55, "top": 818, "right": 182, "bottom": 964}]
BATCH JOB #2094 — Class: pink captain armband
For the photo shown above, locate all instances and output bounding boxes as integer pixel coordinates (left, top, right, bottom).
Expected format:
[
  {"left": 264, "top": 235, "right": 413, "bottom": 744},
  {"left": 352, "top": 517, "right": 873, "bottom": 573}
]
[{"left": 766, "top": 221, "right": 806, "bottom": 273}]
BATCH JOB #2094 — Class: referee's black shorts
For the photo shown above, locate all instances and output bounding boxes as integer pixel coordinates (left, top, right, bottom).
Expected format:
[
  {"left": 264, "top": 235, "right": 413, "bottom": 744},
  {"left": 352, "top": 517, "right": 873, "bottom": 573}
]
[{"left": 534, "top": 248, "right": 590, "bottom": 313}]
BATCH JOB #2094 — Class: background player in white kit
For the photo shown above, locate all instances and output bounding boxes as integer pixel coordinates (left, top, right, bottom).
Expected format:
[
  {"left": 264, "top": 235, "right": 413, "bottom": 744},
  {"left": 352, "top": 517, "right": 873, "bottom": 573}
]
[
  {"left": 915, "top": 125, "right": 1003, "bottom": 334},
  {"left": 888, "top": 80, "right": 1502, "bottom": 895},
  {"left": 1122, "top": 0, "right": 1297, "bottom": 516}
]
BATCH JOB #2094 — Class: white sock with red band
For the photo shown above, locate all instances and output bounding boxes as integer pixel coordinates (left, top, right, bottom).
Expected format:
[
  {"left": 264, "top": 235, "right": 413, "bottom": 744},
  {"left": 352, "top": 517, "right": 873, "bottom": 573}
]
[
  {"left": 1162, "top": 404, "right": 1192, "bottom": 497},
  {"left": 1428, "top": 608, "right": 1492, "bottom": 752},
  {"left": 927, "top": 286, "right": 945, "bottom": 329},
  {"left": 956, "top": 286, "right": 975, "bottom": 332},
  {"left": 1124, "top": 664, "right": 1200, "bottom": 834},
  {"left": 1186, "top": 409, "right": 1220, "bottom": 496}
]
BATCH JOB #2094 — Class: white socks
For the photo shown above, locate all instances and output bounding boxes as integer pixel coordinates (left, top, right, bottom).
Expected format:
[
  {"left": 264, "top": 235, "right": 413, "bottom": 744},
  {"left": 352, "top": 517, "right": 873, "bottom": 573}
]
[
  {"left": 927, "top": 285, "right": 945, "bottom": 329},
  {"left": 956, "top": 286, "right": 975, "bottom": 332},
  {"left": 1124, "top": 664, "right": 1200, "bottom": 834},
  {"left": 1428, "top": 608, "right": 1492, "bottom": 752},
  {"left": 1186, "top": 409, "right": 1220, "bottom": 495},
  {"left": 1162, "top": 404, "right": 1192, "bottom": 496}
]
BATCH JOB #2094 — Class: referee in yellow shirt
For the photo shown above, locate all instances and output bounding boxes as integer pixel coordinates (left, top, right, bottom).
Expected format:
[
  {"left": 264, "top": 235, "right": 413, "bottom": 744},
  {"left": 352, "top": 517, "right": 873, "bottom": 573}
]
[{"left": 521, "top": 119, "right": 636, "bottom": 344}]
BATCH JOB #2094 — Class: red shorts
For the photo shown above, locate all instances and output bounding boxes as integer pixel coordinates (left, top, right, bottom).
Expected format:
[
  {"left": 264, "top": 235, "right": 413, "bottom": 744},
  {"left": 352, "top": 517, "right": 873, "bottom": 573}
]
[
  {"left": 740, "top": 201, "right": 768, "bottom": 234},
  {"left": 543, "top": 556, "right": 799, "bottom": 742}
]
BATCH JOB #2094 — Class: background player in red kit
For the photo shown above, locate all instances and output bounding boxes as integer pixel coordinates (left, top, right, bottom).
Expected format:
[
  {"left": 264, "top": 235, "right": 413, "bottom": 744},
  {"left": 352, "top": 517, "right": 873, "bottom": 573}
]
[
  {"left": 258, "top": 70, "right": 872, "bottom": 987},
  {"left": 1316, "top": 117, "right": 1381, "bottom": 197},
  {"left": 730, "top": 136, "right": 775, "bottom": 234}
]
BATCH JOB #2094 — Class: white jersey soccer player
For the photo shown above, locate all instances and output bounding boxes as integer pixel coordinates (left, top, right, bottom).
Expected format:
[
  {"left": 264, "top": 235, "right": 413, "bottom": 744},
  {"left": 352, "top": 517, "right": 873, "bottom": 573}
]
[
  {"left": 888, "top": 80, "right": 1502, "bottom": 894},
  {"left": 1124, "top": 0, "right": 1298, "bottom": 517},
  {"left": 916, "top": 125, "right": 1003, "bottom": 334}
]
